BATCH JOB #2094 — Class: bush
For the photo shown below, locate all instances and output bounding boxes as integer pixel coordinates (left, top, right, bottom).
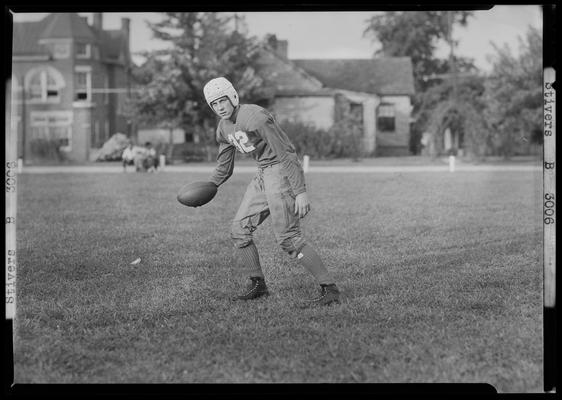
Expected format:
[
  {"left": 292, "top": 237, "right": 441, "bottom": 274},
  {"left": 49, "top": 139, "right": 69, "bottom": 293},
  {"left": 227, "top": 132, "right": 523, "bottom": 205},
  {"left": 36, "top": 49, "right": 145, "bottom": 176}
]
[
  {"left": 96, "top": 133, "right": 130, "bottom": 161},
  {"left": 29, "top": 139, "right": 68, "bottom": 162},
  {"left": 328, "top": 118, "right": 363, "bottom": 159},
  {"left": 279, "top": 120, "right": 336, "bottom": 159}
]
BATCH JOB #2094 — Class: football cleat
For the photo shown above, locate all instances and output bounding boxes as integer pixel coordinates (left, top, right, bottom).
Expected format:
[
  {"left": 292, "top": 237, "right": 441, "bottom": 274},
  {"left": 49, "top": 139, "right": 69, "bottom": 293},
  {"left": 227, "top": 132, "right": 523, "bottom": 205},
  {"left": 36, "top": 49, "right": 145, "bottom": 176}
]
[
  {"left": 233, "top": 277, "right": 269, "bottom": 301},
  {"left": 306, "top": 283, "right": 341, "bottom": 306}
]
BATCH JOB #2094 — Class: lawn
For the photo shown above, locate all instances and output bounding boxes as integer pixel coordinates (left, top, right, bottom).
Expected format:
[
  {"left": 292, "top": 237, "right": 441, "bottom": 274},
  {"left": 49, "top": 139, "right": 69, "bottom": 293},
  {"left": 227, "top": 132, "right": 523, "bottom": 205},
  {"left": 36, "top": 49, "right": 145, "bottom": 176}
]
[{"left": 13, "top": 169, "right": 544, "bottom": 391}]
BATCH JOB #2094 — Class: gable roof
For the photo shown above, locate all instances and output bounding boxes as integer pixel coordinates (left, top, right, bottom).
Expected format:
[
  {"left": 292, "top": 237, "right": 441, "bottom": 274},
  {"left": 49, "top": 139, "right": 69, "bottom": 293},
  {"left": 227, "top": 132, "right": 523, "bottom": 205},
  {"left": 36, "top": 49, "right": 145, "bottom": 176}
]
[
  {"left": 12, "top": 15, "right": 56, "bottom": 56},
  {"left": 292, "top": 58, "right": 415, "bottom": 96},
  {"left": 256, "top": 46, "right": 334, "bottom": 96},
  {"left": 39, "top": 13, "right": 97, "bottom": 41},
  {"left": 12, "top": 13, "right": 128, "bottom": 63}
]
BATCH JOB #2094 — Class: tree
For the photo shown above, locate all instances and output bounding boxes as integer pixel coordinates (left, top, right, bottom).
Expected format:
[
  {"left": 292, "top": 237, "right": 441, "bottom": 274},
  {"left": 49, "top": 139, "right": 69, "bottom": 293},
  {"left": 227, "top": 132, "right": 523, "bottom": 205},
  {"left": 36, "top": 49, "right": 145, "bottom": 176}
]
[
  {"left": 126, "top": 56, "right": 187, "bottom": 160},
  {"left": 364, "top": 11, "right": 473, "bottom": 92},
  {"left": 483, "top": 26, "right": 543, "bottom": 158},
  {"left": 128, "top": 12, "right": 275, "bottom": 161},
  {"left": 423, "top": 75, "right": 490, "bottom": 159},
  {"left": 364, "top": 11, "right": 475, "bottom": 154}
]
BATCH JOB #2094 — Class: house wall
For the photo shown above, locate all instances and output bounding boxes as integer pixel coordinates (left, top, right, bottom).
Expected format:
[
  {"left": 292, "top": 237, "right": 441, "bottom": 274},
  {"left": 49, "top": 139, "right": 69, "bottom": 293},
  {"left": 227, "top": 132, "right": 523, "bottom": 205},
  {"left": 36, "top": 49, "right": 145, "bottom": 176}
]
[
  {"left": 112, "top": 64, "right": 131, "bottom": 136},
  {"left": 376, "top": 95, "right": 412, "bottom": 156},
  {"left": 72, "top": 107, "right": 91, "bottom": 162},
  {"left": 137, "top": 128, "right": 186, "bottom": 145},
  {"left": 260, "top": 92, "right": 414, "bottom": 157},
  {"left": 362, "top": 97, "right": 378, "bottom": 155},
  {"left": 88, "top": 58, "right": 112, "bottom": 149},
  {"left": 14, "top": 57, "right": 77, "bottom": 163},
  {"left": 271, "top": 96, "right": 335, "bottom": 130},
  {"left": 12, "top": 59, "right": 130, "bottom": 163},
  {"left": 272, "top": 93, "right": 385, "bottom": 156}
]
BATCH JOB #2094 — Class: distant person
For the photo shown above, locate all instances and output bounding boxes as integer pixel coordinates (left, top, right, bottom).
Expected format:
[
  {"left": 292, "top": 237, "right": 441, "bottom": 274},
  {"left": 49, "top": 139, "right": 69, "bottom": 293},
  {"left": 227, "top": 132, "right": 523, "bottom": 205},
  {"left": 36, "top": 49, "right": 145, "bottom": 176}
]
[
  {"left": 143, "top": 142, "right": 159, "bottom": 172},
  {"left": 420, "top": 132, "right": 432, "bottom": 157},
  {"left": 121, "top": 142, "right": 136, "bottom": 172}
]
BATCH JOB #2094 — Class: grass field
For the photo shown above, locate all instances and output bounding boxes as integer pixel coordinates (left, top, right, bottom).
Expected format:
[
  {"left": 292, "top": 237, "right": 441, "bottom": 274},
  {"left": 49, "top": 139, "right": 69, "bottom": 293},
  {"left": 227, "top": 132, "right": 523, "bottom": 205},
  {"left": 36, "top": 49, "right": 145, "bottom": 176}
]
[{"left": 14, "top": 168, "right": 543, "bottom": 391}]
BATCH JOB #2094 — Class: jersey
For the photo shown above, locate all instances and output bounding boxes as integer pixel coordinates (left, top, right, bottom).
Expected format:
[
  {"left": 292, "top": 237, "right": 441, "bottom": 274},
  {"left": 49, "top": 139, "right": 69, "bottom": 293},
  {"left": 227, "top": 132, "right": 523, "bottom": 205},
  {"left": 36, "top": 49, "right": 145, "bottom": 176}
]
[{"left": 210, "top": 104, "right": 306, "bottom": 195}]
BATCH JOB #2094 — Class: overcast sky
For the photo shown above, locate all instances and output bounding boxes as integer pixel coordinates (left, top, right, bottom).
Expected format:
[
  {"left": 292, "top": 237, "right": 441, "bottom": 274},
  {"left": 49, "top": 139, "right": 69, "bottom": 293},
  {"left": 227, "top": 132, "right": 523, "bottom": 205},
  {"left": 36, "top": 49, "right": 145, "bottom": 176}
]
[{"left": 12, "top": 6, "right": 543, "bottom": 72}]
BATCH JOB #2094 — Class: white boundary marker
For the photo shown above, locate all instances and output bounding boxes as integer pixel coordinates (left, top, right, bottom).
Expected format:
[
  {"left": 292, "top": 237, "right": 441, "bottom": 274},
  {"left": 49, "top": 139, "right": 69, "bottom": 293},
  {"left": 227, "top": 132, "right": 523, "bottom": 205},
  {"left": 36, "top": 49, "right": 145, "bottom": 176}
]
[
  {"left": 303, "top": 155, "right": 310, "bottom": 173},
  {"left": 448, "top": 155, "right": 455, "bottom": 172}
]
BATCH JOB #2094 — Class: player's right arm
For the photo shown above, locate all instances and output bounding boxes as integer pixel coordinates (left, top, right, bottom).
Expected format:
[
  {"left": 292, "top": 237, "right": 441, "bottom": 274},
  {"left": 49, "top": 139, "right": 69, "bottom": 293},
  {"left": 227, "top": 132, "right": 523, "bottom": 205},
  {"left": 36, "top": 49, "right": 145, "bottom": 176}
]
[{"left": 210, "top": 127, "right": 236, "bottom": 187}]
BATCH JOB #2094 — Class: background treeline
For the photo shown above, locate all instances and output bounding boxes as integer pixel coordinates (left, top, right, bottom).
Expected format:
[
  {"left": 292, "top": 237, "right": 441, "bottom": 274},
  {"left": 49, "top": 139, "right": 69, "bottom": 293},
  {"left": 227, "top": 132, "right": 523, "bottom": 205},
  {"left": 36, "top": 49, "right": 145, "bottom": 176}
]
[{"left": 126, "top": 11, "right": 543, "bottom": 161}]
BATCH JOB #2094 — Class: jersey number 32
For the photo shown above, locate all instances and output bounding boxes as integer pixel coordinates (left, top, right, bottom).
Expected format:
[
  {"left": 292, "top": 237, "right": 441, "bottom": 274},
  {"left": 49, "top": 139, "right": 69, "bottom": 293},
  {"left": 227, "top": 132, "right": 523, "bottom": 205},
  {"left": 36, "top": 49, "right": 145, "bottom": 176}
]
[{"left": 228, "top": 131, "right": 256, "bottom": 153}]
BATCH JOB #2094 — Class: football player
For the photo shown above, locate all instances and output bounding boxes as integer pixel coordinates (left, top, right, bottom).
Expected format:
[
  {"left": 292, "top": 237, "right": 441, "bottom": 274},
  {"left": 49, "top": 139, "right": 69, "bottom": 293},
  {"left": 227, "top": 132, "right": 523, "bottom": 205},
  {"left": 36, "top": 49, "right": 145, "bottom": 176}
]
[{"left": 203, "top": 77, "right": 340, "bottom": 306}]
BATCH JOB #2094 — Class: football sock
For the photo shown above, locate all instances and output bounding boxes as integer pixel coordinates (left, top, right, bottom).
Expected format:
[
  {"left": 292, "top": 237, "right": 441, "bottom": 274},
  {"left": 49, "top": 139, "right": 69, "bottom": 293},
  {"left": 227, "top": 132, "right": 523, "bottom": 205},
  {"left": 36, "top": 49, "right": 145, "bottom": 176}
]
[
  {"left": 236, "top": 242, "right": 264, "bottom": 279},
  {"left": 297, "top": 244, "right": 334, "bottom": 286}
]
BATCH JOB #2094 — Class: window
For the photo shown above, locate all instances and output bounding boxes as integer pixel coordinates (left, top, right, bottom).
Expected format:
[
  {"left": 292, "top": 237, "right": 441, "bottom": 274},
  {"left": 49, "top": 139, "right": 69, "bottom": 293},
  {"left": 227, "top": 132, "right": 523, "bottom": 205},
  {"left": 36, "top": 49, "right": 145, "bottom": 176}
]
[
  {"left": 26, "top": 67, "right": 64, "bottom": 103},
  {"left": 75, "top": 43, "right": 91, "bottom": 59},
  {"left": 31, "top": 126, "right": 72, "bottom": 151},
  {"left": 53, "top": 43, "right": 70, "bottom": 59},
  {"left": 74, "top": 68, "right": 91, "bottom": 102},
  {"left": 377, "top": 104, "right": 396, "bottom": 132},
  {"left": 29, "top": 111, "right": 73, "bottom": 152},
  {"left": 349, "top": 103, "right": 364, "bottom": 123}
]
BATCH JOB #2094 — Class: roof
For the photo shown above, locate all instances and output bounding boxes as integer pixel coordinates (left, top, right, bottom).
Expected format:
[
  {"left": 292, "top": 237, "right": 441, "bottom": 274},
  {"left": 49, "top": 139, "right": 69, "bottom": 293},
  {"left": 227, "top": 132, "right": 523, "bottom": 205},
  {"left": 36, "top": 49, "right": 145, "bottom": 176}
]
[
  {"left": 292, "top": 58, "right": 415, "bottom": 96},
  {"left": 12, "top": 13, "right": 127, "bottom": 63},
  {"left": 39, "top": 13, "right": 97, "bottom": 41},
  {"left": 12, "top": 15, "right": 55, "bottom": 55},
  {"left": 256, "top": 45, "right": 326, "bottom": 96},
  {"left": 275, "top": 88, "right": 335, "bottom": 97}
]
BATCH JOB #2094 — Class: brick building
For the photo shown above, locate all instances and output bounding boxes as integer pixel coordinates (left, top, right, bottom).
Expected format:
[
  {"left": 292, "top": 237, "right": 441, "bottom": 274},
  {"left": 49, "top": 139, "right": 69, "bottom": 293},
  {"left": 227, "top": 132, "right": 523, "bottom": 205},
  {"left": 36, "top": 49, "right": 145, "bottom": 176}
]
[{"left": 11, "top": 13, "right": 132, "bottom": 163}]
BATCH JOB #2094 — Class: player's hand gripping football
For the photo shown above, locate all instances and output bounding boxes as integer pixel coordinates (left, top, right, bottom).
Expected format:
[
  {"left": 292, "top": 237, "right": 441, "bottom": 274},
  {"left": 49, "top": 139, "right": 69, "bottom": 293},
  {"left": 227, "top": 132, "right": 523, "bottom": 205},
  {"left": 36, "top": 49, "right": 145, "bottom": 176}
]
[{"left": 294, "top": 192, "right": 311, "bottom": 218}]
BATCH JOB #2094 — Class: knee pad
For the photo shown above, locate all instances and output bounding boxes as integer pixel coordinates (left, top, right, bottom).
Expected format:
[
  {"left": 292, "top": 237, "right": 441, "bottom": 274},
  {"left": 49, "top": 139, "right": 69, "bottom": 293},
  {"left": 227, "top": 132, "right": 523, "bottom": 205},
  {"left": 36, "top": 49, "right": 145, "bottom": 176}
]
[{"left": 280, "top": 237, "right": 306, "bottom": 258}]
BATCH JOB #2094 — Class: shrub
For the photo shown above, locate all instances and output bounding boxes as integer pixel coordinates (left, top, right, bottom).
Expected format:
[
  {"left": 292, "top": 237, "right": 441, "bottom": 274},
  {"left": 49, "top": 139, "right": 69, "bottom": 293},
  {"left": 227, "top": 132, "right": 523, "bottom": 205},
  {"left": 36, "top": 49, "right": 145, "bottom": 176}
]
[
  {"left": 328, "top": 118, "right": 363, "bottom": 160},
  {"left": 29, "top": 139, "right": 67, "bottom": 162},
  {"left": 279, "top": 120, "right": 336, "bottom": 159}
]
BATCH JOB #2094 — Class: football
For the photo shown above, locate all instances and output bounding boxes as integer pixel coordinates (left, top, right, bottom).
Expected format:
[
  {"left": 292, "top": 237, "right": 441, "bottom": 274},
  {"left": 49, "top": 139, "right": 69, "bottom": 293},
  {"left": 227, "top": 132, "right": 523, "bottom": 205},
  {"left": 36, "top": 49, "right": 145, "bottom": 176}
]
[{"left": 177, "top": 181, "right": 218, "bottom": 207}]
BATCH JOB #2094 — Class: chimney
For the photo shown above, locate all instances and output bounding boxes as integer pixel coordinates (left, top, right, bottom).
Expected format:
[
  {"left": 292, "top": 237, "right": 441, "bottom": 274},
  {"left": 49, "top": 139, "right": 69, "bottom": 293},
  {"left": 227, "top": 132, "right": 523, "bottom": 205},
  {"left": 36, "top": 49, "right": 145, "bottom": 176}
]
[
  {"left": 121, "top": 17, "right": 130, "bottom": 37},
  {"left": 266, "top": 35, "right": 288, "bottom": 59},
  {"left": 121, "top": 17, "right": 131, "bottom": 66},
  {"left": 93, "top": 13, "right": 103, "bottom": 30},
  {"left": 276, "top": 40, "right": 288, "bottom": 59}
]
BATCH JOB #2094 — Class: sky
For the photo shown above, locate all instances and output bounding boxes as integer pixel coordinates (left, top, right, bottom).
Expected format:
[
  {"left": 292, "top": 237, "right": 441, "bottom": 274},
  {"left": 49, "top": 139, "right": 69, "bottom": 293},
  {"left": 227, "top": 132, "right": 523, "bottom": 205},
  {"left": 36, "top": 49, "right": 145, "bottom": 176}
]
[{"left": 12, "top": 6, "right": 543, "bottom": 72}]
